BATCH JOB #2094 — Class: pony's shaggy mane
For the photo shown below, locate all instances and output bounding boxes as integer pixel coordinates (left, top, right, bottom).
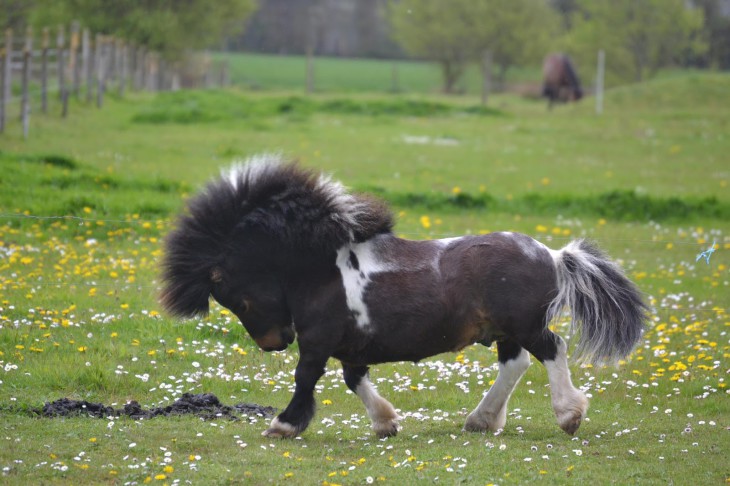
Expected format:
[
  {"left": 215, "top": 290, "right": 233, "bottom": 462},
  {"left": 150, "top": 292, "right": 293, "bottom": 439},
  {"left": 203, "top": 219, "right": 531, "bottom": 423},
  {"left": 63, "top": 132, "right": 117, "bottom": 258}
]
[{"left": 160, "top": 154, "right": 394, "bottom": 317}]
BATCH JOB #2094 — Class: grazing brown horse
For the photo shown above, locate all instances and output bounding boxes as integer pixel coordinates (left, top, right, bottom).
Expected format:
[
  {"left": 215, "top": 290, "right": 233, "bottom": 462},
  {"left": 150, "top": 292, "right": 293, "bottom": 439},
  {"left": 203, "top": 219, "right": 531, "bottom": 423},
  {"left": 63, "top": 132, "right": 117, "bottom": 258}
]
[
  {"left": 160, "top": 156, "right": 647, "bottom": 439},
  {"left": 542, "top": 53, "right": 583, "bottom": 108}
]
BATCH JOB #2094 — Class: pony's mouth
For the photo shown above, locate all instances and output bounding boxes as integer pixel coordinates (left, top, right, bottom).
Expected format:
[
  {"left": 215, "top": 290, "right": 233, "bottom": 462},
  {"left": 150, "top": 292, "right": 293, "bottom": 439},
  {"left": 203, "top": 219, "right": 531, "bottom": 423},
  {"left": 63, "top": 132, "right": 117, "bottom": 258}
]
[{"left": 254, "top": 326, "right": 295, "bottom": 352}]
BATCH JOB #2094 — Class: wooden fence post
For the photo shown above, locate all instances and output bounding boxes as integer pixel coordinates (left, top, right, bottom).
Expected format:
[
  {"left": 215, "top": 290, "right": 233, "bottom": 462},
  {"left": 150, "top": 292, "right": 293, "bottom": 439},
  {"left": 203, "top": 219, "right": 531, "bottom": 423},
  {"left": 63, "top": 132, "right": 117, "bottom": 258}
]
[
  {"left": 1, "top": 29, "right": 12, "bottom": 132},
  {"left": 118, "top": 40, "right": 127, "bottom": 96},
  {"left": 0, "top": 49, "right": 4, "bottom": 134},
  {"left": 220, "top": 60, "right": 229, "bottom": 87},
  {"left": 391, "top": 62, "right": 399, "bottom": 93},
  {"left": 481, "top": 49, "right": 493, "bottom": 106},
  {"left": 41, "top": 28, "right": 49, "bottom": 113},
  {"left": 171, "top": 62, "right": 180, "bottom": 91},
  {"left": 137, "top": 47, "right": 149, "bottom": 91},
  {"left": 3, "top": 28, "right": 11, "bottom": 104},
  {"left": 108, "top": 36, "right": 117, "bottom": 84},
  {"left": 57, "top": 25, "right": 66, "bottom": 101},
  {"left": 203, "top": 52, "right": 211, "bottom": 88},
  {"left": 70, "top": 21, "right": 80, "bottom": 96},
  {"left": 95, "top": 34, "right": 105, "bottom": 108},
  {"left": 83, "top": 28, "right": 92, "bottom": 103},
  {"left": 595, "top": 49, "right": 605, "bottom": 115},
  {"left": 21, "top": 27, "right": 32, "bottom": 137}
]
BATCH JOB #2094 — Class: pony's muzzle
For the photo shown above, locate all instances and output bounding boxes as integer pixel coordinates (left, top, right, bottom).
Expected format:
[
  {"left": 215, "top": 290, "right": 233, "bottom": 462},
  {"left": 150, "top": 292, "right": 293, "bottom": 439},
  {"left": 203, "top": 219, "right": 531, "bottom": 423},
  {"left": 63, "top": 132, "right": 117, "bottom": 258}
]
[{"left": 254, "top": 326, "right": 295, "bottom": 352}]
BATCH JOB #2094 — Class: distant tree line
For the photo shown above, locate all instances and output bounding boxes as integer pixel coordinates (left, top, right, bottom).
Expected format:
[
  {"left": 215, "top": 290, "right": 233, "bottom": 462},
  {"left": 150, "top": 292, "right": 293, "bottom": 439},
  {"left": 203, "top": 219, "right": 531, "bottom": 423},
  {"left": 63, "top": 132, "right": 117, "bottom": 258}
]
[
  {"left": 2, "top": 0, "right": 728, "bottom": 93},
  {"left": 233, "top": 0, "right": 727, "bottom": 91}
]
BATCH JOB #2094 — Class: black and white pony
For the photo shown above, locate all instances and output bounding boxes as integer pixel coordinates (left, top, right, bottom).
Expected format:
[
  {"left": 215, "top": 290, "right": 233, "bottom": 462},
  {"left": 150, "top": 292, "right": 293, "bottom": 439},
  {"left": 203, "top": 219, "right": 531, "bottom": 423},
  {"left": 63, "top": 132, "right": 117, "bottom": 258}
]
[{"left": 161, "top": 155, "right": 647, "bottom": 438}]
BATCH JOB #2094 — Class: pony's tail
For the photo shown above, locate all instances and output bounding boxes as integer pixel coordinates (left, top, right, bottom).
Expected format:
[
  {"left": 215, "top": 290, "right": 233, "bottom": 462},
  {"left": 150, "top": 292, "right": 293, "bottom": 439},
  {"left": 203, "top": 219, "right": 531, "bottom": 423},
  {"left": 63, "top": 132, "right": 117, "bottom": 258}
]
[{"left": 546, "top": 239, "right": 648, "bottom": 365}]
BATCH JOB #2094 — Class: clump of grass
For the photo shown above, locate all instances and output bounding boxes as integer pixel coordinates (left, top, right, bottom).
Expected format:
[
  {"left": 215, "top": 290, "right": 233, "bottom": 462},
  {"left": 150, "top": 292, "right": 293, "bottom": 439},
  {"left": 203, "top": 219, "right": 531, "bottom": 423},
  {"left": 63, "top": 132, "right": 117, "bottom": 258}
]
[
  {"left": 0, "top": 152, "right": 189, "bottom": 224},
  {"left": 361, "top": 186, "right": 730, "bottom": 221},
  {"left": 130, "top": 91, "right": 504, "bottom": 125},
  {"left": 0, "top": 151, "right": 78, "bottom": 170}
]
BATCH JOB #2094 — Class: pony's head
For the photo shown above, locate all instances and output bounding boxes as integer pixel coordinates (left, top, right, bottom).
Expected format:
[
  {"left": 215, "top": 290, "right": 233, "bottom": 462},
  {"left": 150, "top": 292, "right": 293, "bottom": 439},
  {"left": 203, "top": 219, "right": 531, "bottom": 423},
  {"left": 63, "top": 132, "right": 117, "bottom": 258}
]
[{"left": 160, "top": 154, "right": 393, "bottom": 351}]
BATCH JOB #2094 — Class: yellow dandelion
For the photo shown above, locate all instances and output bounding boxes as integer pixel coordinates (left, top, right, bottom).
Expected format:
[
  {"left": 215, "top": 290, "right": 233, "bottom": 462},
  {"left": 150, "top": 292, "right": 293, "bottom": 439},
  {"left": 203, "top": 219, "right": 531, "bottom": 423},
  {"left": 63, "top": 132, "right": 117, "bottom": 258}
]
[{"left": 322, "top": 399, "right": 333, "bottom": 405}]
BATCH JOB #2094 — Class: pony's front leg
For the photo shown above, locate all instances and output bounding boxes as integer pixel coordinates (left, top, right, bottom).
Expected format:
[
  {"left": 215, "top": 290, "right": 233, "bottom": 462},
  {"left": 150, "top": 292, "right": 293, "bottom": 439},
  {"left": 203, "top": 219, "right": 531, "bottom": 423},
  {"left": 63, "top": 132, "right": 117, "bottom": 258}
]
[
  {"left": 343, "top": 364, "right": 400, "bottom": 438},
  {"left": 263, "top": 353, "right": 328, "bottom": 438}
]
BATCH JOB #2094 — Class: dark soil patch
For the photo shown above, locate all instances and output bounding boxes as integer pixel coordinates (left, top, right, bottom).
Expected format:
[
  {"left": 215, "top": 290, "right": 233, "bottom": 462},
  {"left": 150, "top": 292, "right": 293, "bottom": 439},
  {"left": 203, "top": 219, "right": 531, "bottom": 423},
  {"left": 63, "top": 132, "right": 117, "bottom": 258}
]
[{"left": 36, "top": 393, "right": 276, "bottom": 421}]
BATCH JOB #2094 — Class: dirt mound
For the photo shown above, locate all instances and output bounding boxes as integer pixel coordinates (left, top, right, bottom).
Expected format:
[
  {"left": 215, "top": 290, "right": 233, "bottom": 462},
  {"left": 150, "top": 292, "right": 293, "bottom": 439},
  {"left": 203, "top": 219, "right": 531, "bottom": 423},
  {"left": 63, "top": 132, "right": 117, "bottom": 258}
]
[{"left": 39, "top": 393, "right": 276, "bottom": 421}]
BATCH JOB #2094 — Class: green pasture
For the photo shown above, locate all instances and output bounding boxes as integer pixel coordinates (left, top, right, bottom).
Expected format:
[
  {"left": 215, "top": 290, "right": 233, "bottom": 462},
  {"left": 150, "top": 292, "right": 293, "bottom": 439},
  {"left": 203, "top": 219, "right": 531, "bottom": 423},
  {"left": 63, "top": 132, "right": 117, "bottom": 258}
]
[
  {"left": 217, "top": 52, "right": 541, "bottom": 95},
  {"left": 0, "top": 66, "right": 728, "bottom": 485}
]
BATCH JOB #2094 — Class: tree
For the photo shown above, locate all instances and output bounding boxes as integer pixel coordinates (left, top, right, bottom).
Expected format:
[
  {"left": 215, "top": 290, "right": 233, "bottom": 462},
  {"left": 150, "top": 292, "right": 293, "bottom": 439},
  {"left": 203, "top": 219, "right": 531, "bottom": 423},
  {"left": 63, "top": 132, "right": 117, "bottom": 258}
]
[
  {"left": 693, "top": 0, "right": 730, "bottom": 69},
  {"left": 1, "top": 0, "right": 35, "bottom": 32},
  {"left": 470, "top": 0, "right": 559, "bottom": 88},
  {"left": 388, "top": 0, "right": 477, "bottom": 93},
  {"left": 388, "top": 0, "right": 558, "bottom": 94},
  {"left": 563, "top": 0, "right": 706, "bottom": 84},
  {"left": 30, "top": 0, "right": 258, "bottom": 58}
]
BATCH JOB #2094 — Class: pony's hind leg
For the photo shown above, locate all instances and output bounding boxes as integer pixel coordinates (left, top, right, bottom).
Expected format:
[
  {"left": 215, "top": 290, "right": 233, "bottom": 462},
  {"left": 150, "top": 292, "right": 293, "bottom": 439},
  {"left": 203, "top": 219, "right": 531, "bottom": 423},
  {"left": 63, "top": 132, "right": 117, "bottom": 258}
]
[
  {"left": 523, "top": 331, "right": 588, "bottom": 435},
  {"left": 464, "top": 340, "right": 530, "bottom": 433},
  {"left": 343, "top": 364, "right": 400, "bottom": 438}
]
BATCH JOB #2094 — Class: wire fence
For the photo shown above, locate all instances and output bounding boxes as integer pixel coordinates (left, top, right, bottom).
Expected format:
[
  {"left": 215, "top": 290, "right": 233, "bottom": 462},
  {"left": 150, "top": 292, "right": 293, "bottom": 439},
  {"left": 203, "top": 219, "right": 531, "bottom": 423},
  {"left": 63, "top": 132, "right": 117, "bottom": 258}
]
[{"left": 0, "top": 22, "right": 230, "bottom": 138}]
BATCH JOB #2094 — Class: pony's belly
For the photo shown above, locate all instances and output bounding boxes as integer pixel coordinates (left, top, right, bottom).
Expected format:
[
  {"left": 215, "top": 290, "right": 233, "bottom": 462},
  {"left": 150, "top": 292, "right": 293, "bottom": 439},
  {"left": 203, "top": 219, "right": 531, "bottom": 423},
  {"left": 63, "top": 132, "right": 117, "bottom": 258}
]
[{"left": 336, "top": 314, "right": 495, "bottom": 365}]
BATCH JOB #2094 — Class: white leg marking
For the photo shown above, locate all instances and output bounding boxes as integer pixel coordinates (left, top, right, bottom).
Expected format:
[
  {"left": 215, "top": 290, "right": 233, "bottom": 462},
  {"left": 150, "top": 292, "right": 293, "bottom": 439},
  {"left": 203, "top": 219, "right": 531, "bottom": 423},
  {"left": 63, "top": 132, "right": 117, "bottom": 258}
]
[
  {"left": 544, "top": 337, "right": 588, "bottom": 435},
  {"left": 355, "top": 378, "right": 400, "bottom": 438},
  {"left": 464, "top": 348, "right": 531, "bottom": 432},
  {"left": 262, "top": 416, "right": 298, "bottom": 438}
]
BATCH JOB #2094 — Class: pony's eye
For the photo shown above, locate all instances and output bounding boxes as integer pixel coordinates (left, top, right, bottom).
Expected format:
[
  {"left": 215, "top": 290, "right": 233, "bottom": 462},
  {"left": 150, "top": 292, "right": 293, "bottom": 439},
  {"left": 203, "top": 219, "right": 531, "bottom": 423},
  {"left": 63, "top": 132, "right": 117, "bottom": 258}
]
[{"left": 241, "top": 299, "right": 251, "bottom": 314}]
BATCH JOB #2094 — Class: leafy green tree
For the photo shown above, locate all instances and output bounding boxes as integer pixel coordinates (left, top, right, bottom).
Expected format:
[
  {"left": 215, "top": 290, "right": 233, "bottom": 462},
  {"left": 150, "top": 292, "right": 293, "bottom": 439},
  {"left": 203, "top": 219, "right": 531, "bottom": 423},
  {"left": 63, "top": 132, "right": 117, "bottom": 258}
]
[
  {"left": 388, "top": 0, "right": 558, "bottom": 93},
  {"left": 1, "top": 0, "right": 35, "bottom": 32},
  {"left": 563, "top": 0, "right": 706, "bottom": 85},
  {"left": 30, "top": 0, "right": 258, "bottom": 58},
  {"left": 388, "top": 0, "right": 476, "bottom": 93},
  {"left": 693, "top": 0, "right": 730, "bottom": 69},
  {"left": 470, "top": 0, "right": 558, "bottom": 88}
]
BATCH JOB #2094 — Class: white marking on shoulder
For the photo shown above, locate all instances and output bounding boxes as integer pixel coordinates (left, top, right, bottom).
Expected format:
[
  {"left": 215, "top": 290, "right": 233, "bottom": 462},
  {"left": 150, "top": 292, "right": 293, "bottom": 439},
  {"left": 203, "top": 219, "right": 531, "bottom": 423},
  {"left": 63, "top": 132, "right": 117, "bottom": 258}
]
[{"left": 336, "top": 240, "right": 396, "bottom": 329}]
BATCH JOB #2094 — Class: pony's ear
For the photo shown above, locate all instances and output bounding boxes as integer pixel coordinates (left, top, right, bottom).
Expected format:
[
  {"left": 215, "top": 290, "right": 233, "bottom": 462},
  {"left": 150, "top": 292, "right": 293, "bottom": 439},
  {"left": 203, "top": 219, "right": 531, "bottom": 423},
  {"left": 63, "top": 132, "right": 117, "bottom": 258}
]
[{"left": 159, "top": 279, "right": 211, "bottom": 318}]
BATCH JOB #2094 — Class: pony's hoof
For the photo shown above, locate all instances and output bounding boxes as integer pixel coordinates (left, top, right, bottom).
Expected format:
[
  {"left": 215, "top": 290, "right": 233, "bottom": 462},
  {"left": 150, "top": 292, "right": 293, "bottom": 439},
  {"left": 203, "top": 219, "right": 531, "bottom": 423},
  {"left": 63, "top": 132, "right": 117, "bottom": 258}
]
[
  {"left": 463, "top": 412, "right": 504, "bottom": 433},
  {"left": 558, "top": 414, "right": 583, "bottom": 435},
  {"left": 373, "top": 420, "right": 399, "bottom": 438},
  {"left": 262, "top": 417, "right": 298, "bottom": 438}
]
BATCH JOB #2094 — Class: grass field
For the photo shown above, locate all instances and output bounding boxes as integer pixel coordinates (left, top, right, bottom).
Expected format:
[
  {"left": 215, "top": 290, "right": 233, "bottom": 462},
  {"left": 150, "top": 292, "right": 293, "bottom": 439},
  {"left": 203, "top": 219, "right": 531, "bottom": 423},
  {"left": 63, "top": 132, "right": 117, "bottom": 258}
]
[
  {"left": 217, "top": 52, "right": 542, "bottom": 95},
  {"left": 0, "top": 64, "right": 728, "bottom": 485}
]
